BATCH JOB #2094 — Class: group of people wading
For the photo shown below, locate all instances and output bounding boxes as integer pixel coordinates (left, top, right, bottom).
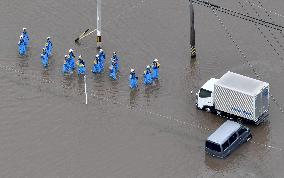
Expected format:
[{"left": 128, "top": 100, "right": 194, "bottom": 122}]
[{"left": 17, "top": 28, "right": 160, "bottom": 89}]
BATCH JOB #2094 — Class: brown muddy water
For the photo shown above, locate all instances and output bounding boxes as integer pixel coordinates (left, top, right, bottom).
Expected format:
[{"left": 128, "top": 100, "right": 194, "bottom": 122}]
[{"left": 0, "top": 0, "right": 284, "bottom": 177}]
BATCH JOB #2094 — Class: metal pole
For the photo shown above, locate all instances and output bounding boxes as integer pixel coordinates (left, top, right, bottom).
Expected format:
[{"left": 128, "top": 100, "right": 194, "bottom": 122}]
[
  {"left": 189, "top": 0, "right": 196, "bottom": 58},
  {"left": 84, "top": 75, "right": 88, "bottom": 105},
  {"left": 97, "top": 0, "right": 102, "bottom": 48}
]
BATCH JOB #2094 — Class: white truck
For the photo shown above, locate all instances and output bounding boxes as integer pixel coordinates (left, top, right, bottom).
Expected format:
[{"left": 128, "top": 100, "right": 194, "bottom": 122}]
[{"left": 196, "top": 71, "right": 269, "bottom": 125}]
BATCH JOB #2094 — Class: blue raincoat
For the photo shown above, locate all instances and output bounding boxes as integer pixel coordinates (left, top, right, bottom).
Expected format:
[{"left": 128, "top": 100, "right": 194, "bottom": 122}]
[
  {"left": 22, "top": 31, "right": 29, "bottom": 46},
  {"left": 46, "top": 40, "right": 53, "bottom": 57},
  {"left": 63, "top": 61, "right": 70, "bottom": 74},
  {"left": 97, "top": 55, "right": 103, "bottom": 72},
  {"left": 109, "top": 64, "right": 117, "bottom": 80},
  {"left": 92, "top": 58, "right": 102, "bottom": 73},
  {"left": 41, "top": 52, "right": 48, "bottom": 68},
  {"left": 129, "top": 73, "right": 138, "bottom": 89},
  {"left": 68, "top": 53, "right": 75, "bottom": 70},
  {"left": 18, "top": 39, "right": 26, "bottom": 56},
  {"left": 152, "top": 62, "right": 160, "bottom": 79},
  {"left": 143, "top": 69, "right": 153, "bottom": 85},
  {"left": 99, "top": 51, "right": 106, "bottom": 69},
  {"left": 112, "top": 54, "right": 119, "bottom": 71},
  {"left": 77, "top": 63, "right": 86, "bottom": 75}
]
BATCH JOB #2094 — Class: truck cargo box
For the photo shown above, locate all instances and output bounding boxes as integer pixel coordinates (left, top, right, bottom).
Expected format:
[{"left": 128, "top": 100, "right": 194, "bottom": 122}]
[{"left": 214, "top": 71, "right": 269, "bottom": 123}]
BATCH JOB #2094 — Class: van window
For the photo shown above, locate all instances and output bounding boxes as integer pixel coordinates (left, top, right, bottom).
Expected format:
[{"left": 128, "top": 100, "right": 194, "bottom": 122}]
[
  {"left": 206, "top": 141, "right": 221, "bottom": 152},
  {"left": 199, "top": 88, "right": 212, "bottom": 98},
  {"left": 238, "top": 127, "right": 247, "bottom": 136},
  {"left": 229, "top": 133, "right": 238, "bottom": 144},
  {"left": 222, "top": 140, "right": 230, "bottom": 151}
]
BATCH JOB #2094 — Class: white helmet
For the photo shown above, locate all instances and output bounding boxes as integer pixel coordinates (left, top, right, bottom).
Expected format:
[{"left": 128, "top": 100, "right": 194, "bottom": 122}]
[
  {"left": 146, "top": 65, "right": 150, "bottom": 69},
  {"left": 47, "top": 37, "right": 51, "bottom": 40},
  {"left": 42, "top": 48, "right": 45, "bottom": 51},
  {"left": 20, "top": 35, "right": 23, "bottom": 39},
  {"left": 64, "top": 55, "right": 68, "bottom": 58},
  {"left": 113, "top": 51, "right": 116, "bottom": 55},
  {"left": 154, "top": 58, "right": 158, "bottom": 62},
  {"left": 69, "top": 49, "right": 73, "bottom": 53},
  {"left": 23, "top": 28, "right": 26, "bottom": 31},
  {"left": 100, "top": 49, "right": 103, "bottom": 52},
  {"left": 79, "top": 55, "right": 82, "bottom": 58},
  {"left": 130, "top": 68, "right": 135, "bottom": 72},
  {"left": 96, "top": 54, "right": 99, "bottom": 57}
]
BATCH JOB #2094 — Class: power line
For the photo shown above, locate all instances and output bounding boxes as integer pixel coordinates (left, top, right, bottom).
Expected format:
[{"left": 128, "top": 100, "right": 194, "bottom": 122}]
[{"left": 192, "top": 0, "right": 284, "bottom": 31}]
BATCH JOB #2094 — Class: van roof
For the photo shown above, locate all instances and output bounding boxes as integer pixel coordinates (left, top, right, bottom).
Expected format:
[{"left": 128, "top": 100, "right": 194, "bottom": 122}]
[
  {"left": 207, "top": 120, "right": 241, "bottom": 145},
  {"left": 215, "top": 71, "right": 269, "bottom": 96}
]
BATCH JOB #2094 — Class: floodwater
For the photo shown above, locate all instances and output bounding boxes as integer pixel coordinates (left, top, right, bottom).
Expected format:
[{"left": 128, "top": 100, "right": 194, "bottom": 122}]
[{"left": 0, "top": 0, "right": 284, "bottom": 177}]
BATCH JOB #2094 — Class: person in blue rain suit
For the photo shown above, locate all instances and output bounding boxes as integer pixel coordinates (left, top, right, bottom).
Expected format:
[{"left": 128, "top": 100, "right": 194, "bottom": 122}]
[
  {"left": 18, "top": 35, "right": 26, "bottom": 56},
  {"left": 22, "top": 28, "right": 29, "bottom": 46},
  {"left": 76, "top": 55, "right": 86, "bottom": 75},
  {"left": 129, "top": 68, "right": 138, "bottom": 89},
  {"left": 109, "top": 59, "right": 117, "bottom": 80},
  {"left": 41, "top": 48, "right": 49, "bottom": 68},
  {"left": 143, "top": 65, "right": 153, "bottom": 85},
  {"left": 112, "top": 51, "right": 119, "bottom": 71},
  {"left": 151, "top": 58, "right": 160, "bottom": 79},
  {"left": 98, "top": 48, "right": 106, "bottom": 69},
  {"left": 92, "top": 54, "right": 102, "bottom": 73},
  {"left": 45, "top": 37, "right": 53, "bottom": 57},
  {"left": 68, "top": 49, "right": 75, "bottom": 70},
  {"left": 62, "top": 55, "right": 71, "bottom": 74}
]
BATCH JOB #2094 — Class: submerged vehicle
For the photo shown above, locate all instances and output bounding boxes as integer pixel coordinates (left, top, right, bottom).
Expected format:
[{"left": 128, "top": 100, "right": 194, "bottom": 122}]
[
  {"left": 205, "top": 120, "right": 252, "bottom": 159},
  {"left": 196, "top": 71, "right": 269, "bottom": 125}
]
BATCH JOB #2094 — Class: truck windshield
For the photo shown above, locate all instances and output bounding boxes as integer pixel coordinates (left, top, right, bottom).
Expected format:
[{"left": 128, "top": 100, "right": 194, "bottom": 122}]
[
  {"left": 206, "top": 141, "right": 221, "bottom": 152},
  {"left": 199, "top": 88, "right": 212, "bottom": 98}
]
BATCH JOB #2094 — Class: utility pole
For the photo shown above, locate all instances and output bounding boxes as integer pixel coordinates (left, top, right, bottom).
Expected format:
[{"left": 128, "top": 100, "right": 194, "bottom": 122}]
[
  {"left": 97, "top": 0, "right": 102, "bottom": 48},
  {"left": 189, "top": 0, "right": 196, "bottom": 58}
]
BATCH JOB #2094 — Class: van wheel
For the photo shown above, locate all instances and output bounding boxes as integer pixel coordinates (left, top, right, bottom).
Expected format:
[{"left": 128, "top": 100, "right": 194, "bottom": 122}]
[{"left": 246, "top": 134, "right": 252, "bottom": 142}]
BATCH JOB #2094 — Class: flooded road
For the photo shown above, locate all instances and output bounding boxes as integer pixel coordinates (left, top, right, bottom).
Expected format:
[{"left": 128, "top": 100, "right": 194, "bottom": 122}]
[{"left": 0, "top": 0, "right": 284, "bottom": 177}]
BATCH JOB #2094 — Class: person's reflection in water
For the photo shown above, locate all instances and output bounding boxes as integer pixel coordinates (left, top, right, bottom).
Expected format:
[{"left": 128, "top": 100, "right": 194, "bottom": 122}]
[
  {"left": 129, "top": 88, "right": 139, "bottom": 108},
  {"left": 41, "top": 69, "right": 50, "bottom": 83},
  {"left": 62, "top": 74, "right": 74, "bottom": 97},
  {"left": 77, "top": 74, "right": 85, "bottom": 95},
  {"left": 144, "top": 80, "right": 160, "bottom": 106}
]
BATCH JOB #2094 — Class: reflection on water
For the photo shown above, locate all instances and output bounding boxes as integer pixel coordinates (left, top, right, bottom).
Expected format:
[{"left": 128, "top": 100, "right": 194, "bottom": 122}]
[
  {"left": 62, "top": 74, "right": 74, "bottom": 95},
  {"left": 129, "top": 88, "right": 139, "bottom": 108},
  {"left": 41, "top": 68, "right": 50, "bottom": 83},
  {"left": 108, "top": 78, "right": 119, "bottom": 103},
  {"left": 204, "top": 152, "right": 236, "bottom": 171},
  {"left": 77, "top": 75, "right": 85, "bottom": 95},
  {"left": 16, "top": 57, "right": 29, "bottom": 74},
  {"left": 143, "top": 80, "right": 161, "bottom": 106},
  {"left": 189, "top": 57, "right": 200, "bottom": 91}
]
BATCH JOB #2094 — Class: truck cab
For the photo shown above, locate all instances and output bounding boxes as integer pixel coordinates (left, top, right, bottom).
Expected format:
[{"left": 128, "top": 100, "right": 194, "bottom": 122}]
[{"left": 196, "top": 78, "right": 219, "bottom": 111}]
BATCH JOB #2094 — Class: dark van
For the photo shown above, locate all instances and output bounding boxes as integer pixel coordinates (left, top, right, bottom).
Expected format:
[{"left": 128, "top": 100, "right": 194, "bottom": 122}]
[{"left": 205, "top": 120, "right": 252, "bottom": 158}]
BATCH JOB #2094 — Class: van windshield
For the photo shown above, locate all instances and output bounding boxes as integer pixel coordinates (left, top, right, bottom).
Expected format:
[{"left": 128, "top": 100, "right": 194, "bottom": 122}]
[
  {"left": 206, "top": 141, "right": 221, "bottom": 152},
  {"left": 199, "top": 88, "right": 212, "bottom": 98}
]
